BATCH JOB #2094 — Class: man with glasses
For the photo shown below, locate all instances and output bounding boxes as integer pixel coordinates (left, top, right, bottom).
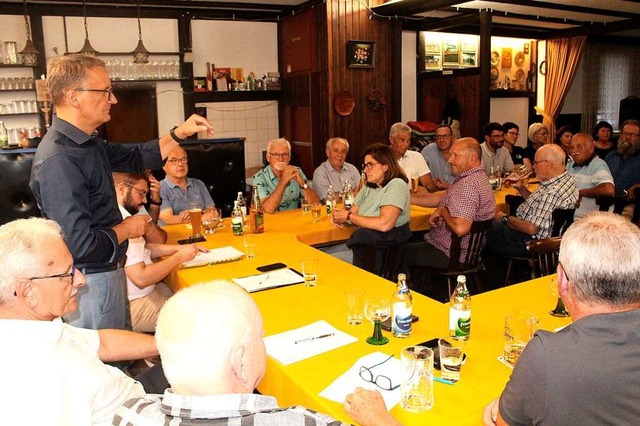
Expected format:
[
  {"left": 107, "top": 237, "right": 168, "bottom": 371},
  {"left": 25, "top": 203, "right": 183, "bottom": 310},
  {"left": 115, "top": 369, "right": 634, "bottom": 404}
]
[
  {"left": 480, "top": 122, "right": 514, "bottom": 176},
  {"left": 484, "top": 212, "right": 640, "bottom": 426},
  {"left": 114, "top": 172, "right": 206, "bottom": 332},
  {"left": 30, "top": 54, "right": 214, "bottom": 332},
  {"left": 502, "top": 122, "right": 531, "bottom": 169},
  {"left": 0, "top": 217, "right": 158, "bottom": 425},
  {"left": 252, "top": 138, "right": 319, "bottom": 213},
  {"left": 604, "top": 120, "right": 640, "bottom": 220},
  {"left": 114, "top": 281, "right": 400, "bottom": 426},
  {"left": 159, "top": 145, "right": 216, "bottom": 224},
  {"left": 488, "top": 144, "right": 578, "bottom": 257},
  {"left": 421, "top": 124, "right": 456, "bottom": 189},
  {"left": 388, "top": 122, "right": 439, "bottom": 192}
]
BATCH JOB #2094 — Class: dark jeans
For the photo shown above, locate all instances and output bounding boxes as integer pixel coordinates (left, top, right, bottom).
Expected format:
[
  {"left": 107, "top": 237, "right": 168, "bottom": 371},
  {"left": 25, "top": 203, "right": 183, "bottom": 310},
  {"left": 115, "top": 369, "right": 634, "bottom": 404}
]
[
  {"left": 404, "top": 241, "right": 450, "bottom": 269},
  {"left": 486, "top": 220, "right": 532, "bottom": 257}
]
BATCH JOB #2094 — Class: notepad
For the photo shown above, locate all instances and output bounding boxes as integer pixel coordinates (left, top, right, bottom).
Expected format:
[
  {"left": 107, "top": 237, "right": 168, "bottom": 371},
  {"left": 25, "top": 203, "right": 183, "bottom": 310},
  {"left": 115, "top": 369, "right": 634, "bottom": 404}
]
[
  {"left": 232, "top": 268, "right": 304, "bottom": 293},
  {"left": 180, "top": 246, "right": 245, "bottom": 268}
]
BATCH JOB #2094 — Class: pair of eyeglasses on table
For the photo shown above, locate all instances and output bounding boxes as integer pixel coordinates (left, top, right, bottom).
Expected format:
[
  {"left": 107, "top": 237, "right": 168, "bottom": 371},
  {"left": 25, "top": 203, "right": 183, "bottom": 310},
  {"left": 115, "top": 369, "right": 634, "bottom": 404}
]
[{"left": 359, "top": 354, "right": 399, "bottom": 391}]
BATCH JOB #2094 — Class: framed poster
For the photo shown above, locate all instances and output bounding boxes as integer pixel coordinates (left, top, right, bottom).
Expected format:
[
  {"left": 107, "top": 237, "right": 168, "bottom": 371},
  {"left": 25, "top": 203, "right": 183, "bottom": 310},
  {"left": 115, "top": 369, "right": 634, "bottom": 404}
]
[
  {"left": 460, "top": 51, "right": 477, "bottom": 67},
  {"left": 443, "top": 38, "right": 460, "bottom": 66},
  {"left": 425, "top": 54, "right": 442, "bottom": 69},
  {"left": 501, "top": 47, "right": 513, "bottom": 68},
  {"left": 347, "top": 40, "right": 375, "bottom": 69}
]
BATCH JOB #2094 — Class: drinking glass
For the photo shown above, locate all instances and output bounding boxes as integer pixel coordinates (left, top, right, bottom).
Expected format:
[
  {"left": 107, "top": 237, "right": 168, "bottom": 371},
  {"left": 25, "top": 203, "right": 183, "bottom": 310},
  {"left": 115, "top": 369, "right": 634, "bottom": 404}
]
[
  {"left": 438, "top": 338, "right": 464, "bottom": 383},
  {"left": 188, "top": 201, "right": 203, "bottom": 238},
  {"left": 301, "top": 258, "right": 318, "bottom": 287},
  {"left": 364, "top": 297, "right": 390, "bottom": 345},
  {"left": 345, "top": 288, "right": 365, "bottom": 325},
  {"left": 503, "top": 311, "right": 539, "bottom": 366},
  {"left": 400, "top": 346, "right": 435, "bottom": 412},
  {"left": 243, "top": 233, "right": 256, "bottom": 258},
  {"left": 549, "top": 276, "right": 569, "bottom": 317},
  {"left": 311, "top": 203, "right": 322, "bottom": 222},
  {"left": 301, "top": 199, "right": 311, "bottom": 215}
]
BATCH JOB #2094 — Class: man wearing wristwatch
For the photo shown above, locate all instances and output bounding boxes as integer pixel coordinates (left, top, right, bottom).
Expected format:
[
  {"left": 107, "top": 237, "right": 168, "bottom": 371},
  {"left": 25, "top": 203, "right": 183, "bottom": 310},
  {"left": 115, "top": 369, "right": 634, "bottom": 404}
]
[
  {"left": 30, "top": 54, "right": 214, "bottom": 332},
  {"left": 251, "top": 138, "right": 319, "bottom": 213}
]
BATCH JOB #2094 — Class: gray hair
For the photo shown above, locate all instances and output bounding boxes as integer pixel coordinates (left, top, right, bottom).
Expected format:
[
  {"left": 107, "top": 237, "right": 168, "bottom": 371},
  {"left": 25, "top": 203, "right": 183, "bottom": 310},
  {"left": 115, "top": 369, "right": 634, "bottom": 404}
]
[
  {"left": 559, "top": 212, "right": 640, "bottom": 306},
  {"left": 46, "top": 54, "right": 106, "bottom": 105},
  {"left": 527, "top": 122, "right": 549, "bottom": 144},
  {"left": 266, "top": 138, "right": 291, "bottom": 153},
  {"left": 537, "top": 144, "right": 565, "bottom": 166},
  {"left": 389, "top": 122, "right": 411, "bottom": 138},
  {"left": 326, "top": 137, "right": 349, "bottom": 151},
  {"left": 0, "top": 218, "right": 64, "bottom": 305}
]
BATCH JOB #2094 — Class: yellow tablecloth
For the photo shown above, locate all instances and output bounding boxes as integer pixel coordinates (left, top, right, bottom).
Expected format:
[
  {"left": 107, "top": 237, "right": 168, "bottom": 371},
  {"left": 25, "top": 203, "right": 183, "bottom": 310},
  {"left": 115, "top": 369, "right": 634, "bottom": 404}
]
[{"left": 163, "top": 203, "right": 570, "bottom": 425}]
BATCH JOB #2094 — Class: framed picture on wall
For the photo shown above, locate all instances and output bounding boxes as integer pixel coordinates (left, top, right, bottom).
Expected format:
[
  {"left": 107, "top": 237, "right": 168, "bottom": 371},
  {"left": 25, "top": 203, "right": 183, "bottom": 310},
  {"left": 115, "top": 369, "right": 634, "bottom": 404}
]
[
  {"left": 460, "top": 51, "right": 477, "bottom": 67},
  {"left": 425, "top": 54, "right": 442, "bottom": 69},
  {"left": 443, "top": 38, "right": 460, "bottom": 66},
  {"left": 347, "top": 40, "right": 376, "bottom": 68},
  {"left": 424, "top": 34, "right": 441, "bottom": 53}
]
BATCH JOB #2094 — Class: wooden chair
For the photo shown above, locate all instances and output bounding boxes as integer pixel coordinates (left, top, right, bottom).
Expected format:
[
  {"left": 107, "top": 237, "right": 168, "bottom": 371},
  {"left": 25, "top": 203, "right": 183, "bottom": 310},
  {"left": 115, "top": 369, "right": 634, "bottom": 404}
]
[
  {"left": 424, "top": 218, "right": 494, "bottom": 297},
  {"left": 526, "top": 236, "right": 562, "bottom": 278},
  {"left": 504, "top": 208, "right": 575, "bottom": 285},
  {"left": 359, "top": 243, "right": 407, "bottom": 281}
]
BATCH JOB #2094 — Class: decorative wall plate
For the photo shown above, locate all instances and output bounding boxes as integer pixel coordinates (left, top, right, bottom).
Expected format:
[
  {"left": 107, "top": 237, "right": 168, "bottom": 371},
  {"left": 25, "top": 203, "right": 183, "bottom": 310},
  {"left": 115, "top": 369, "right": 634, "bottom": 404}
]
[
  {"left": 491, "top": 66, "right": 499, "bottom": 81},
  {"left": 515, "top": 68, "right": 525, "bottom": 83},
  {"left": 491, "top": 51, "right": 500, "bottom": 66},
  {"left": 514, "top": 51, "right": 525, "bottom": 66},
  {"left": 334, "top": 91, "right": 355, "bottom": 116}
]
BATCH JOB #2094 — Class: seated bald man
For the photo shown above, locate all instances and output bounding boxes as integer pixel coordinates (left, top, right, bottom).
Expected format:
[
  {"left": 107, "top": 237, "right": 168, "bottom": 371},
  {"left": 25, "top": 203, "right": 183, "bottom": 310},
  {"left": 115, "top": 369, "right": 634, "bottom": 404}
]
[
  {"left": 0, "top": 218, "right": 157, "bottom": 426},
  {"left": 114, "top": 281, "right": 400, "bottom": 426}
]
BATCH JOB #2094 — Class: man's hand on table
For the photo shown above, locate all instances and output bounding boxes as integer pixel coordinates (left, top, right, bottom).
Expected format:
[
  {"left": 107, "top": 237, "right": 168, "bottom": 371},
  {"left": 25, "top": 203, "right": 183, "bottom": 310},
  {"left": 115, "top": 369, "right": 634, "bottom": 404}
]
[
  {"left": 343, "top": 387, "right": 401, "bottom": 426},
  {"left": 331, "top": 208, "right": 348, "bottom": 228},
  {"left": 177, "top": 210, "right": 192, "bottom": 223},
  {"left": 482, "top": 398, "right": 504, "bottom": 426},
  {"left": 177, "top": 244, "right": 208, "bottom": 263}
]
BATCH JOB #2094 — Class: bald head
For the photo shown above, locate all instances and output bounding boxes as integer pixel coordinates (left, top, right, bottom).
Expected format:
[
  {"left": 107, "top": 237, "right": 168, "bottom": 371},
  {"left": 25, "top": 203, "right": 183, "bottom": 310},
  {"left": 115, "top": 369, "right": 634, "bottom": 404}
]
[
  {"left": 156, "top": 281, "right": 266, "bottom": 395},
  {"left": 449, "top": 138, "right": 482, "bottom": 176},
  {"left": 534, "top": 144, "right": 566, "bottom": 180}
]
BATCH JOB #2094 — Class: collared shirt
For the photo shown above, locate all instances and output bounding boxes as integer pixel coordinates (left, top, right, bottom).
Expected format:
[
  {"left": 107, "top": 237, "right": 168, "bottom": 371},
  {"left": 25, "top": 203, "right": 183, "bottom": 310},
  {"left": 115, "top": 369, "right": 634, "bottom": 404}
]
[
  {"left": 119, "top": 206, "right": 156, "bottom": 300},
  {"left": 421, "top": 143, "right": 455, "bottom": 183},
  {"left": 480, "top": 142, "right": 515, "bottom": 175},
  {"left": 605, "top": 149, "right": 640, "bottom": 196},
  {"left": 425, "top": 166, "right": 495, "bottom": 259},
  {"left": 312, "top": 160, "right": 361, "bottom": 200},
  {"left": 354, "top": 178, "right": 410, "bottom": 227},
  {"left": 516, "top": 172, "right": 578, "bottom": 239},
  {"left": 252, "top": 165, "right": 310, "bottom": 211},
  {"left": 397, "top": 150, "right": 431, "bottom": 183},
  {"left": 160, "top": 176, "right": 215, "bottom": 215},
  {"left": 0, "top": 318, "right": 143, "bottom": 426},
  {"left": 567, "top": 156, "right": 614, "bottom": 218},
  {"left": 113, "top": 390, "right": 346, "bottom": 426},
  {"left": 30, "top": 115, "right": 162, "bottom": 268}
]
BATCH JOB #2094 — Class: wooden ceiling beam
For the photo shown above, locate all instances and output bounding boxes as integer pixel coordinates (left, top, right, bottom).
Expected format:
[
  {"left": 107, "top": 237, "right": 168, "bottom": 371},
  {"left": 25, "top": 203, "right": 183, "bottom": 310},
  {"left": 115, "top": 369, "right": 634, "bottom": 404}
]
[
  {"left": 441, "top": 6, "right": 595, "bottom": 28},
  {"left": 487, "top": 0, "right": 640, "bottom": 20},
  {"left": 547, "top": 16, "right": 640, "bottom": 39},
  {"left": 372, "top": 0, "right": 462, "bottom": 17}
]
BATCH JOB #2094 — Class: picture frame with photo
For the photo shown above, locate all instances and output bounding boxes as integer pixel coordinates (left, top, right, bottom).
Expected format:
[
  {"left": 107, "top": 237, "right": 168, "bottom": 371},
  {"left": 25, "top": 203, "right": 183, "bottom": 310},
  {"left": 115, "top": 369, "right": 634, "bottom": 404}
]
[
  {"left": 347, "top": 40, "right": 376, "bottom": 69},
  {"left": 425, "top": 54, "right": 442, "bottom": 69},
  {"left": 460, "top": 51, "right": 477, "bottom": 67},
  {"left": 443, "top": 38, "right": 460, "bottom": 66}
]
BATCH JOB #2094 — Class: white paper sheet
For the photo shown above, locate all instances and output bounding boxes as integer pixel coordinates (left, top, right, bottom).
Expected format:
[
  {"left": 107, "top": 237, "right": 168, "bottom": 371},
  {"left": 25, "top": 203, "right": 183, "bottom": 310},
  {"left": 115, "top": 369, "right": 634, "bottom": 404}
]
[
  {"left": 264, "top": 320, "right": 357, "bottom": 366},
  {"left": 320, "top": 352, "right": 402, "bottom": 410},
  {"left": 180, "top": 246, "right": 245, "bottom": 268},
  {"left": 233, "top": 268, "right": 304, "bottom": 293}
]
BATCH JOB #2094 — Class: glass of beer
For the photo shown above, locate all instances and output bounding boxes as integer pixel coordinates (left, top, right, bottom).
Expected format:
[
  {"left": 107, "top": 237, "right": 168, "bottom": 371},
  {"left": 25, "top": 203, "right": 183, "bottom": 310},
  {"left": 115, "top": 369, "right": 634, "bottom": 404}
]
[
  {"left": 188, "top": 201, "right": 203, "bottom": 238},
  {"left": 503, "top": 311, "right": 539, "bottom": 366},
  {"left": 311, "top": 203, "right": 322, "bottom": 222}
]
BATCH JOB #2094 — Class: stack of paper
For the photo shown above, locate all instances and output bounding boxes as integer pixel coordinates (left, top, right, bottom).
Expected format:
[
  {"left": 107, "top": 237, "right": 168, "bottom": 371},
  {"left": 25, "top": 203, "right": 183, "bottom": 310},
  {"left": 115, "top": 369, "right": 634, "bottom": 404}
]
[
  {"left": 263, "top": 320, "right": 357, "bottom": 365},
  {"left": 233, "top": 268, "right": 304, "bottom": 293},
  {"left": 180, "top": 246, "right": 245, "bottom": 268},
  {"left": 320, "top": 352, "right": 402, "bottom": 410}
]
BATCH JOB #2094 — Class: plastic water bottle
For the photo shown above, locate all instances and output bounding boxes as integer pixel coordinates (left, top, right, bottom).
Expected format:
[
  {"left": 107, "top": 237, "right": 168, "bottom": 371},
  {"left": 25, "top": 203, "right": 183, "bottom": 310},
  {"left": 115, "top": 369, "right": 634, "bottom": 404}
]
[
  {"left": 325, "top": 185, "right": 335, "bottom": 214},
  {"left": 236, "top": 191, "right": 247, "bottom": 225},
  {"left": 231, "top": 201, "right": 244, "bottom": 236},
  {"left": 392, "top": 273, "right": 412, "bottom": 338},
  {"left": 449, "top": 275, "right": 471, "bottom": 341},
  {"left": 343, "top": 181, "right": 354, "bottom": 210},
  {"left": 250, "top": 186, "right": 264, "bottom": 234},
  {"left": 0, "top": 121, "right": 8, "bottom": 148}
]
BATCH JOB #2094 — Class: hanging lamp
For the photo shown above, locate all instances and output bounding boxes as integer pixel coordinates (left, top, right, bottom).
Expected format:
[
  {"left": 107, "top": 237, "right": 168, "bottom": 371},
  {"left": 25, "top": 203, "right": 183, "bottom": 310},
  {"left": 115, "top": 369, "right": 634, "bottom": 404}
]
[
  {"left": 78, "top": 0, "right": 99, "bottom": 56},
  {"left": 131, "top": 0, "right": 150, "bottom": 64},
  {"left": 19, "top": 0, "right": 39, "bottom": 66}
]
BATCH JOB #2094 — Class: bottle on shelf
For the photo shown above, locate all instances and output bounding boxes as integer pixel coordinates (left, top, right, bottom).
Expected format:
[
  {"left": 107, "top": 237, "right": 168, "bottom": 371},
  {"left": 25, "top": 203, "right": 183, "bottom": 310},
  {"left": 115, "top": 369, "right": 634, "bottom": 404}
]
[
  {"left": 231, "top": 201, "right": 244, "bottom": 236},
  {"left": 0, "top": 121, "right": 8, "bottom": 148},
  {"left": 250, "top": 186, "right": 264, "bottom": 234},
  {"left": 325, "top": 185, "right": 335, "bottom": 214},
  {"left": 343, "top": 181, "right": 354, "bottom": 210},
  {"left": 449, "top": 275, "right": 471, "bottom": 341},
  {"left": 392, "top": 273, "right": 412, "bottom": 338},
  {"left": 236, "top": 191, "right": 247, "bottom": 225}
]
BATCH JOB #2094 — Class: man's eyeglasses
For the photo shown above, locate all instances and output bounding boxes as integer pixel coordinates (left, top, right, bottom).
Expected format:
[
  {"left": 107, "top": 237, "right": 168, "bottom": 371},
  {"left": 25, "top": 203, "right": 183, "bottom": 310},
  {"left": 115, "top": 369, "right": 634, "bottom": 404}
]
[
  {"left": 74, "top": 88, "right": 114, "bottom": 101},
  {"left": 435, "top": 134, "right": 452, "bottom": 140},
  {"left": 507, "top": 131, "right": 520, "bottom": 137},
  {"left": 533, "top": 159, "right": 549, "bottom": 165},
  {"left": 359, "top": 354, "right": 400, "bottom": 391},
  {"left": 168, "top": 157, "right": 188, "bottom": 165},
  {"left": 29, "top": 265, "right": 77, "bottom": 282},
  {"left": 269, "top": 152, "right": 290, "bottom": 159},
  {"left": 490, "top": 133, "right": 504, "bottom": 139},
  {"left": 558, "top": 261, "right": 571, "bottom": 282},
  {"left": 125, "top": 182, "right": 148, "bottom": 198},
  {"left": 362, "top": 161, "right": 380, "bottom": 170},
  {"left": 621, "top": 131, "right": 640, "bottom": 139}
]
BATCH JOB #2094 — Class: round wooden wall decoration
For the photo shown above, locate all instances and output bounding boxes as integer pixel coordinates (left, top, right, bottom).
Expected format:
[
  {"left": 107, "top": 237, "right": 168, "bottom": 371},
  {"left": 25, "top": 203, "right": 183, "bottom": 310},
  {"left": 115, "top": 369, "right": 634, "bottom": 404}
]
[{"left": 334, "top": 91, "right": 355, "bottom": 116}]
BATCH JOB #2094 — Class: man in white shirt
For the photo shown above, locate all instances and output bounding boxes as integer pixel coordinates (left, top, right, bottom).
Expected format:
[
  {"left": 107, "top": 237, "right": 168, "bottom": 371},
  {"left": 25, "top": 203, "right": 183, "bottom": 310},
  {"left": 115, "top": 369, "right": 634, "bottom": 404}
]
[
  {"left": 312, "top": 137, "right": 362, "bottom": 200},
  {"left": 480, "top": 122, "right": 514, "bottom": 175},
  {"left": 388, "top": 122, "right": 438, "bottom": 192},
  {"left": 113, "top": 172, "right": 206, "bottom": 332},
  {"left": 0, "top": 217, "right": 157, "bottom": 426}
]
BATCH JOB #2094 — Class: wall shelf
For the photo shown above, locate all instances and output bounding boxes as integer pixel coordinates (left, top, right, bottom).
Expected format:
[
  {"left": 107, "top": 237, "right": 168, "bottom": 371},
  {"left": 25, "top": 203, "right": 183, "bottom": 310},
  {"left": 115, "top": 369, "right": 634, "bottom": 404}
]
[
  {"left": 189, "top": 90, "right": 281, "bottom": 103},
  {"left": 489, "top": 90, "right": 533, "bottom": 98},
  {"left": 0, "top": 64, "right": 36, "bottom": 69}
]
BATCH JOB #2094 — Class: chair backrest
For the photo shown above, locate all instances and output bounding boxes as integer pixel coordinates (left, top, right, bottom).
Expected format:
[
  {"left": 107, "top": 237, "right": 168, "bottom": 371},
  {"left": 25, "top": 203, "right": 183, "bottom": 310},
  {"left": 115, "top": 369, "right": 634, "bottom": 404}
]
[
  {"left": 505, "top": 194, "right": 525, "bottom": 215},
  {"left": 526, "top": 236, "right": 562, "bottom": 278},
  {"left": 551, "top": 208, "right": 575, "bottom": 237},
  {"left": 448, "top": 218, "right": 494, "bottom": 271}
]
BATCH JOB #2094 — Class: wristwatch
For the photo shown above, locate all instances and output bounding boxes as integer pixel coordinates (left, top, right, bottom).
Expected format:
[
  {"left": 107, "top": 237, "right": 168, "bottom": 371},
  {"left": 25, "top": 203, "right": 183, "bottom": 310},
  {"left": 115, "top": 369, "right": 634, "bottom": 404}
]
[
  {"left": 502, "top": 215, "right": 509, "bottom": 224},
  {"left": 169, "top": 126, "right": 186, "bottom": 143},
  {"left": 301, "top": 182, "right": 309, "bottom": 189},
  {"left": 149, "top": 198, "right": 162, "bottom": 206}
]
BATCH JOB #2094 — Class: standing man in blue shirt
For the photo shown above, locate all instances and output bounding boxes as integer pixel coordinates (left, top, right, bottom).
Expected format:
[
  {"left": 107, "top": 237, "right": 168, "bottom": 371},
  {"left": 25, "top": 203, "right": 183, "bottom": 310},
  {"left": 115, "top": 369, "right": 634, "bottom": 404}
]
[{"left": 30, "top": 54, "right": 213, "bottom": 331}]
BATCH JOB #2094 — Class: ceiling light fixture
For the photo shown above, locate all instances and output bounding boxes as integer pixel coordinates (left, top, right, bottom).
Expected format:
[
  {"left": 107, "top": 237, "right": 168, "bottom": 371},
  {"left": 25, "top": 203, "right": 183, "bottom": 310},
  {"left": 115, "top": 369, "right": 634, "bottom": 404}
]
[
  {"left": 19, "top": 0, "right": 39, "bottom": 66},
  {"left": 131, "top": 0, "right": 150, "bottom": 64},
  {"left": 78, "top": 0, "right": 99, "bottom": 56}
]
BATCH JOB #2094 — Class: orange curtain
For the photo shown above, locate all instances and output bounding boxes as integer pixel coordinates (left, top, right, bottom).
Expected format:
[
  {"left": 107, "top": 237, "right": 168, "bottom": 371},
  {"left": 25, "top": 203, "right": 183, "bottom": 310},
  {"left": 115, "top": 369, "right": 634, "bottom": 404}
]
[{"left": 536, "top": 36, "right": 587, "bottom": 137}]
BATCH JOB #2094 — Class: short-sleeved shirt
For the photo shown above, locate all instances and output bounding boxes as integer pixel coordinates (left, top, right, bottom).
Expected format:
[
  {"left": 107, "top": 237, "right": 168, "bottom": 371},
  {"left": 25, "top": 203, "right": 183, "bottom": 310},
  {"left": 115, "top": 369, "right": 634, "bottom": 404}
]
[
  {"left": 397, "top": 150, "right": 431, "bottom": 182},
  {"left": 605, "top": 150, "right": 640, "bottom": 196},
  {"left": 425, "top": 166, "right": 495, "bottom": 259},
  {"left": 312, "top": 160, "right": 361, "bottom": 200},
  {"left": 566, "top": 155, "right": 614, "bottom": 218},
  {"left": 160, "top": 177, "right": 215, "bottom": 215},
  {"left": 499, "top": 308, "right": 640, "bottom": 426},
  {"left": 480, "top": 142, "right": 515, "bottom": 174},
  {"left": 119, "top": 206, "right": 156, "bottom": 301},
  {"left": 354, "top": 178, "right": 410, "bottom": 227},
  {"left": 421, "top": 143, "right": 455, "bottom": 184},
  {"left": 510, "top": 146, "right": 528, "bottom": 166},
  {"left": 252, "top": 165, "right": 310, "bottom": 211},
  {"left": 516, "top": 172, "right": 578, "bottom": 239}
]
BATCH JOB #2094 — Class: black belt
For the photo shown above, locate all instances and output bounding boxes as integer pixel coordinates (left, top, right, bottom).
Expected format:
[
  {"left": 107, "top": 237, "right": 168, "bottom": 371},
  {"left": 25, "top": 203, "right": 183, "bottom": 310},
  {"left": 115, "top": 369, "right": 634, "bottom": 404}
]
[{"left": 79, "top": 257, "right": 126, "bottom": 275}]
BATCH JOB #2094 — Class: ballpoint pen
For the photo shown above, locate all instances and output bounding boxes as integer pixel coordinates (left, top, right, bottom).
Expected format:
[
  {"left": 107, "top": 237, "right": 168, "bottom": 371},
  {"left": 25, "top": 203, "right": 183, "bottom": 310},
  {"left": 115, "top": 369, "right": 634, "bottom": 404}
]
[{"left": 294, "top": 333, "right": 335, "bottom": 344}]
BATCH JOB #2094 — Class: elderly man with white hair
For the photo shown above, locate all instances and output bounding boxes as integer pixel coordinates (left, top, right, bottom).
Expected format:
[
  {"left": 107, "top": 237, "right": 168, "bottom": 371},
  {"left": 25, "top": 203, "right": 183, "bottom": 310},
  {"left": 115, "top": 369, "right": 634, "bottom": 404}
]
[
  {"left": 0, "top": 218, "right": 157, "bottom": 426},
  {"left": 251, "top": 138, "right": 319, "bottom": 213},
  {"left": 313, "top": 137, "right": 362, "bottom": 200},
  {"left": 483, "top": 212, "right": 640, "bottom": 425},
  {"left": 114, "top": 281, "right": 401, "bottom": 426}
]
